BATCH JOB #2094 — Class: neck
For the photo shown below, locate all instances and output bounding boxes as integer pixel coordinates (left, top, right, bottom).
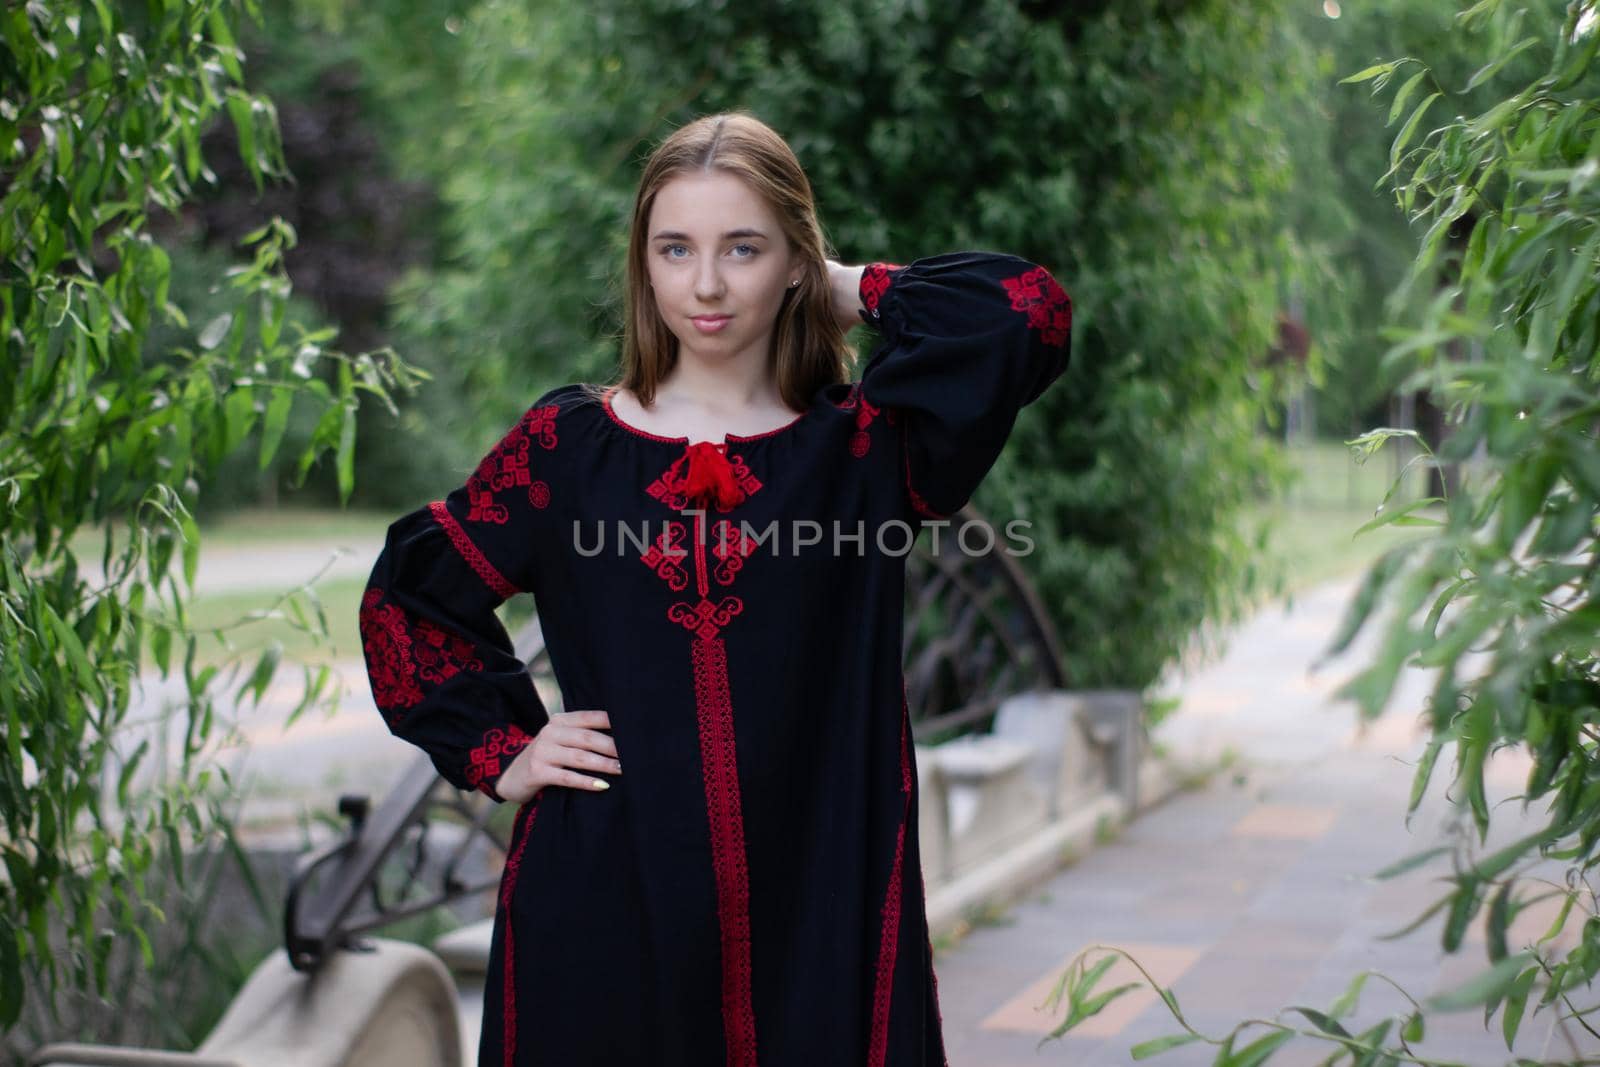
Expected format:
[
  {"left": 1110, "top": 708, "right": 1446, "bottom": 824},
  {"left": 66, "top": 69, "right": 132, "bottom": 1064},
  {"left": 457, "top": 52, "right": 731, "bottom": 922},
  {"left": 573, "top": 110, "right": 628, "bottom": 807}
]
[{"left": 660, "top": 348, "right": 781, "bottom": 412}]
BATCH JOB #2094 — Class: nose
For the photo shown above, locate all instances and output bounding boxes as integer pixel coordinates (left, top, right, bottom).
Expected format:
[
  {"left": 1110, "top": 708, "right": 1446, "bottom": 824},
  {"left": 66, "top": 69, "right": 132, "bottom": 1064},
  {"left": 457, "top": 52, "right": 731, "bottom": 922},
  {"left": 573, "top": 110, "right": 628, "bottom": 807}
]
[{"left": 694, "top": 258, "right": 726, "bottom": 303}]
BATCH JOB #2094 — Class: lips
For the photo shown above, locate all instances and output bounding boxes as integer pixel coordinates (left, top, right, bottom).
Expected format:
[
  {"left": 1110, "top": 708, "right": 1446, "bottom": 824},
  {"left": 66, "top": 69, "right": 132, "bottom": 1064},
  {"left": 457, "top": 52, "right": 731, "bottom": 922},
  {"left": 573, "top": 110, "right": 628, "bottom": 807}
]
[{"left": 690, "top": 314, "right": 732, "bottom": 334}]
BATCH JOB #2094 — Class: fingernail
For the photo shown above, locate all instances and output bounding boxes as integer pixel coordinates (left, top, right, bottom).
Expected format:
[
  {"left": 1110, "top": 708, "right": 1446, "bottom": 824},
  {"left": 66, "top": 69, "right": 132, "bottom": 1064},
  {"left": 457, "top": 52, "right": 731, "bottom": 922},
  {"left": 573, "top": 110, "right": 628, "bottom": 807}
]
[{"left": 592, "top": 779, "right": 609, "bottom": 790}]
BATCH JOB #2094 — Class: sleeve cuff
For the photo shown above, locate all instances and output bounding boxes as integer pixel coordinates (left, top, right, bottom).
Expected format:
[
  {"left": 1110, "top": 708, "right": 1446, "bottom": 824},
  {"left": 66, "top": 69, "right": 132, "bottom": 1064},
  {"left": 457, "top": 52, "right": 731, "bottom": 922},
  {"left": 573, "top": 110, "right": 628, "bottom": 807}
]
[
  {"left": 464, "top": 723, "right": 537, "bottom": 802},
  {"left": 857, "top": 261, "right": 904, "bottom": 326}
]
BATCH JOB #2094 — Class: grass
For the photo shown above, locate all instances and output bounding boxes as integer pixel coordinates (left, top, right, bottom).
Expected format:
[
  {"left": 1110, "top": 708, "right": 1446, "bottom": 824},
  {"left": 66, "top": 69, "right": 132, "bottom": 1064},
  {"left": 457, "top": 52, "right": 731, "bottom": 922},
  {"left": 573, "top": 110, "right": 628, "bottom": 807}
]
[
  {"left": 192, "top": 507, "right": 397, "bottom": 549},
  {"left": 1245, "top": 438, "right": 1436, "bottom": 596},
  {"left": 67, "top": 506, "right": 395, "bottom": 559},
  {"left": 66, "top": 509, "right": 395, "bottom": 671},
  {"left": 178, "top": 575, "right": 371, "bottom": 669}
]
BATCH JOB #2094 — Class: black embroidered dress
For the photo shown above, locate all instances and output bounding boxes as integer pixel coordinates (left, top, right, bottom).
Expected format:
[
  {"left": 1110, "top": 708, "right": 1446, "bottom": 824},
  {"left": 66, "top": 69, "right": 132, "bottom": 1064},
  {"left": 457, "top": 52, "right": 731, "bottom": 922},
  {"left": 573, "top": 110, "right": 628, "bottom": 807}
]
[{"left": 358, "top": 251, "right": 1072, "bottom": 1067}]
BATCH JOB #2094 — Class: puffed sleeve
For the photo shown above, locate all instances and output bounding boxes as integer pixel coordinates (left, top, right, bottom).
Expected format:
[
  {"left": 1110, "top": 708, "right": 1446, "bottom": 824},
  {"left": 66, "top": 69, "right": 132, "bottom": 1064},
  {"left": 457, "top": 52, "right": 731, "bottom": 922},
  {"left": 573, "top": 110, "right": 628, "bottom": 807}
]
[
  {"left": 856, "top": 251, "right": 1072, "bottom": 519},
  {"left": 357, "top": 391, "right": 566, "bottom": 802}
]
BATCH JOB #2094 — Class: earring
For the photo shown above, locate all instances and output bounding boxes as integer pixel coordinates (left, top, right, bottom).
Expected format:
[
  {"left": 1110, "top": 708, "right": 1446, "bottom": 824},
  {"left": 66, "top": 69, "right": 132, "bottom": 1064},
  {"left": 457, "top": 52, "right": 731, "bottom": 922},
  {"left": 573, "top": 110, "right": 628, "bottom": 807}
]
[{"left": 789, "top": 279, "right": 799, "bottom": 287}]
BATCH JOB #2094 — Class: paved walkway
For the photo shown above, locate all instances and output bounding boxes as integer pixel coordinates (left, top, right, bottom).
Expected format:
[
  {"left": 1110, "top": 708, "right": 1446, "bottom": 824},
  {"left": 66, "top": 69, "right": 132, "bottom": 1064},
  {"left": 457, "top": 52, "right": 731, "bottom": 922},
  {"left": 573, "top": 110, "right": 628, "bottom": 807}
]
[{"left": 932, "top": 579, "right": 1593, "bottom": 1065}]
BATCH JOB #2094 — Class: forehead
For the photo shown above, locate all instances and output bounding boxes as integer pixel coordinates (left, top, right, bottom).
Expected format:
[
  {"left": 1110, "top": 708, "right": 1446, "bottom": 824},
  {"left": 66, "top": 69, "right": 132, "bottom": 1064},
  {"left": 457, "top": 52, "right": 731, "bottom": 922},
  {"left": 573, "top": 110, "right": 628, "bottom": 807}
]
[{"left": 648, "top": 170, "right": 779, "bottom": 235}]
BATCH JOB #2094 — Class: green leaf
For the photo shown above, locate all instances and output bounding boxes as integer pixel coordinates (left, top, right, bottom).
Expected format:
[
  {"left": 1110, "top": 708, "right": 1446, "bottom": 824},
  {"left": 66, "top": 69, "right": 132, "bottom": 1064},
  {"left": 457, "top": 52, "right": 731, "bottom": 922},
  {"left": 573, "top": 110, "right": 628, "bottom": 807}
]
[
  {"left": 1353, "top": 496, "right": 1443, "bottom": 537},
  {"left": 1390, "top": 92, "right": 1441, "bottom": 172},
  {"left": 336, "top": 401, "right": 356, "bottom": 503},
  {"left": 1388, "top": 69, "right": 1429, "bottom": 126},
  {"left": 1463, "top": 37, "right": 1539, "bottom": 91},
  {"left": 1220, "top": 1027, "right": 1295, "bottom": 1067},
  {"left": 1473, "top": 827, "right": 1562, "bottom": 883},
  {"left": 1501, "top": 966, "right": 1537, "bottom": 1048},
  {"left": 150, "top": 624, "right": 172, "bottom": 676},
  {"left": 259, "top": 388, "right": 294, "bottom": 471},
  {"left": 1289, "top": 1006, "right": 1351, "bottom": 1038},
  {"left": 131, "top": 922, "right": 154, "bottom": 969},
  {"left": 1339, "top": 61, "right": 1400, "bottom": 86},
  {"left": 206, "top": 6, "right": 244, "bottom": 82},
  {"left": 1130, "top": 1033, "right": 1202, "bottom": 1059},
  {"left": 1328, "top": 971, "right": 1370, "bottom": 1018},
  {"left": 1537, "top": 892, "right": 1575, "bottom": 946},
  {"left": 179, "top": 507, "right": 201, "bottom": 591},
  {"left": 222, "top": 384, "right": 257, "bottom": 455},
  {"left": 1486, "top": 881, "right": 1511, "bottom": 963},
  {"left": 47, "top": 609, "right": 100, "bottom": 701},
  {"left": 116, "top": 739, "right": 149, "bottom": 808},
  {"left": 1371, "top": 844, "right": 1450, "bottom": 881},
  {"left": 1321, "top": 546, "right": 1409, "bottom": 661},
  {"left": 226, "top": 92, "right": 261, "bottom": 192},
  {"left": 238, "top": 641, "right": 283, "bottom": 708},
  {"left": 1049, "top": 981, "right": 1143, "bottom": 1037},
  {"left": 1425, "top": 953, "right": 1535, "bottom": 1012},
  {"left": 1406, "top": 737, "right": 1444, "bottom": 821}
]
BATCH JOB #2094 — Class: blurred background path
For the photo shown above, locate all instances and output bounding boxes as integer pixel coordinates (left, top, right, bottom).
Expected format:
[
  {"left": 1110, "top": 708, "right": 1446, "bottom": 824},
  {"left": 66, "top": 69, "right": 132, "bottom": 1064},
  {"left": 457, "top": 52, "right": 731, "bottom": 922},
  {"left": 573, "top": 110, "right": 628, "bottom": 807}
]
[{"left": 932, "top": 577, "right": 1589, "bottom": 1066}]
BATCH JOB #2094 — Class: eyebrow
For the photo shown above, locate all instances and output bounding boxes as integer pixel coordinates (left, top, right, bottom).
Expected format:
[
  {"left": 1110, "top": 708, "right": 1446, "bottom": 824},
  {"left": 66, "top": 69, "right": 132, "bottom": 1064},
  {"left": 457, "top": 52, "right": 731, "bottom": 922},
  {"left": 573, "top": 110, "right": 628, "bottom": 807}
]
[{"left": 651, "top": 228, "right": 769, "bottom": 242}]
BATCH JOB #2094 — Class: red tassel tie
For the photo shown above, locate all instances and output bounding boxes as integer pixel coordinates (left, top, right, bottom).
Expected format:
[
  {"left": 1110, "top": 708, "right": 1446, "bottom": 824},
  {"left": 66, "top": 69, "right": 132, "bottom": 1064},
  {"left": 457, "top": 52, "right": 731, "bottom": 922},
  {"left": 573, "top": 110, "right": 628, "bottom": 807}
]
[{"left": 668, "top": 440, "right": 746, "bottom": 511}]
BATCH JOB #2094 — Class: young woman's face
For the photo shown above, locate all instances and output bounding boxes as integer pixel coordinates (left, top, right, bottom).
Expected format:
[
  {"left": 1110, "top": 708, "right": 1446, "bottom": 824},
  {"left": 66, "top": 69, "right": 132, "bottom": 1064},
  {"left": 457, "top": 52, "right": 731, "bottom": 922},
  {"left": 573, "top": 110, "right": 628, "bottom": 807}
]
[{"left": 645, "top": 169, "right": 803, "bottom": 368}]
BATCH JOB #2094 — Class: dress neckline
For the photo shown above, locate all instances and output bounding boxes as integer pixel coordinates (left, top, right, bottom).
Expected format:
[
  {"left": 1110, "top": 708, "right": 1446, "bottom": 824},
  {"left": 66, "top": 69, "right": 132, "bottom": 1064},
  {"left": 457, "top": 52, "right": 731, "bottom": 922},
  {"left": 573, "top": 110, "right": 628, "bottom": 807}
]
[{"left": 600, "top": 385, "right": 809, "bottom": 446}]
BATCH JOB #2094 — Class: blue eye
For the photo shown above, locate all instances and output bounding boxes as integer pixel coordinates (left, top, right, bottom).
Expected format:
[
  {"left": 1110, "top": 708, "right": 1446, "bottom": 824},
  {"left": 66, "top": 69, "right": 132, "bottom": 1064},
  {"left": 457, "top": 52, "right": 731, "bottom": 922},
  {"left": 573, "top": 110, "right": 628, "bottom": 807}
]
[
  {"left": 662, "top": 244, "right": 688, "bottom": 259},
  {"left": 731, "top": 244, "right": 758, "bottom": 258}
]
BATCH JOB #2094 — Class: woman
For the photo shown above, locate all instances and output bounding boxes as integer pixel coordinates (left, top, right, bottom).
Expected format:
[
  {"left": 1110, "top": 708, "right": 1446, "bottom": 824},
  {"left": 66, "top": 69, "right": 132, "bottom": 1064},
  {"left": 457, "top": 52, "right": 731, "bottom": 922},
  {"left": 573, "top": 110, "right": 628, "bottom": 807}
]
[{"left": 359, "top": 110, "right": 1071, "bottom": 1066}]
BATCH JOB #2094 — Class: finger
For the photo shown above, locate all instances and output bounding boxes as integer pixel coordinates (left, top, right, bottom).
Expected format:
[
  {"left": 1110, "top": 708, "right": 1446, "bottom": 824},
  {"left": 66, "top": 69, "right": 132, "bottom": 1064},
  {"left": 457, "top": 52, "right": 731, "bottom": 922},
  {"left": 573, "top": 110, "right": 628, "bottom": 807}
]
[
  {"left": 562, "top": 709, "right": 611, "bottom": 729},
  {"left": 553, "top": 723, "right": 620, "bottom": 755},
  {"left": 556, "top": 769, "right": 613, "bottom": 792},
  {"left": 566, "top": 730, "right": 619, "bottom": 759},
  {"left": 555, "top": 744, "right": 621, "bottom": 774}
]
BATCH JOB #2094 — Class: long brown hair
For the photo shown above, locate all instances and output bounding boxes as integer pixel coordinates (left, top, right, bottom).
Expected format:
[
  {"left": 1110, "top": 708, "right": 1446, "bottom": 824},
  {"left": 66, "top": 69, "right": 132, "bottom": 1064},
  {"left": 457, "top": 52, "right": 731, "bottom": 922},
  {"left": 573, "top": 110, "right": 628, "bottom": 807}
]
[{"left": 600, "top": 110, "right": 855, "bottom": 413}]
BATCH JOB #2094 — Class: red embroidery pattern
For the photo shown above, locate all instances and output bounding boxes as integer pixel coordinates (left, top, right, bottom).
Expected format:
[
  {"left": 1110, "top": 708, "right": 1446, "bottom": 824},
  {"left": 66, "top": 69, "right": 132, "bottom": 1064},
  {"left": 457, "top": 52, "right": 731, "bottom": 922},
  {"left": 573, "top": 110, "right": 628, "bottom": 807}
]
[
  {"left": 359, "top": 588, "right": 424, "bottom": 717},
  {"left": 500, "top": 798, "right": 539, "bottom": 1067},
  {"left": 691, "top": 636, "right": 758, "bottom": 1066},
  {"left": 868, "top": 692, "right": 915, "bottom": 1066},
  {"left": 710, "top": 520, "right": 758, "bottom": 586},
  {"left": 411, "top": 619, "right": 483, "bottom": 686},
  {"left": 429, "top": 500, "right": 519, "bottom": 600},
  {"left": 639, "top": 521, "right": 691, "bottom": 591},
  {"left": 839, "top": 382, "right": 887, "bottom": 458},
  {"left": 466, "top": 723, "right": 534, "bottom": 797},
  {"left": 467, "top": 403, "right": 560, "bottom": 524},
  {"left": 667, "top": 596, "right": 745, "bottom": 641},
  {"left": 647, "top": 447, "right": 763, "bottom": 512},
  {"left": 1001, "top": 266, "right": 1072, "bottom": 349},
  {"left": 634, "top": 443, "right": 762, "bottom": 1060},
  {"left": 859, "top": 262, "right": 903, "bottom": 313}
]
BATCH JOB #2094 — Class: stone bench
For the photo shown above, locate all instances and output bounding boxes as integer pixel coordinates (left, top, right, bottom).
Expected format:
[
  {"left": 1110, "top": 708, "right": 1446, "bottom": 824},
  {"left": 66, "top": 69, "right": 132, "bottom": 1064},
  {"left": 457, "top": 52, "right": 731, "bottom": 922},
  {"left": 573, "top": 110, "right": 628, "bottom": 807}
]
[{"left": 30, "top": 938, "right": 461, "bottom": 1067}]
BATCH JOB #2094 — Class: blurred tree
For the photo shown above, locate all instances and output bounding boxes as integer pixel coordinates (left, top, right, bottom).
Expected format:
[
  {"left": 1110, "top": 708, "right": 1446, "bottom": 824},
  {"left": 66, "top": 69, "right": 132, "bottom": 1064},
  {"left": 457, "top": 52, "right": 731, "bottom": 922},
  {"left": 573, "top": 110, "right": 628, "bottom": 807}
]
[
  {"left": 1052, "top": 1, "right": 1600, "bottom": 1058},
  {"left": 0, "top": 0, "right": 417, "bottom": 1042},
  {"left": 323, "top": 0, "right": 1328, "bottom": 690},
  {"left": 134, "top": 0, "right": 449, "bottom": 509},
  {"left": 1300, "top": 0, "right": 1559, "bottom": 443}
]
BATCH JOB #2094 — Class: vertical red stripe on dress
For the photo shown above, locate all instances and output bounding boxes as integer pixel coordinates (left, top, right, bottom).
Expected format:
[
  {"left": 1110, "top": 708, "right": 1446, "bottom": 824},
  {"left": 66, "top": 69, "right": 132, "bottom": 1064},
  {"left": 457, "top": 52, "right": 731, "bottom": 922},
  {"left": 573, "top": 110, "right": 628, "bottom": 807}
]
[
  {"left": 868, "top": 690, "right": 915, "bottom": 1065},
  {"left": 500, "top": 799, "right": 539, "bottom": 1067},
  {"left": 691, "top": 636, "right": 759, "bottom": 1066}
]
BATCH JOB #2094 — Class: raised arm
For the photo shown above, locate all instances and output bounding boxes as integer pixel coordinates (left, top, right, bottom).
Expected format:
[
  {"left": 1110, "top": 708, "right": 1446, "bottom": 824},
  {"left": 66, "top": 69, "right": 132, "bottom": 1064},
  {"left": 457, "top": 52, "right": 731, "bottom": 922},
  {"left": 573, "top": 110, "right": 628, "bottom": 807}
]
[{"left": 853, "top": 251, "right": 1072, "bottom": 519}]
